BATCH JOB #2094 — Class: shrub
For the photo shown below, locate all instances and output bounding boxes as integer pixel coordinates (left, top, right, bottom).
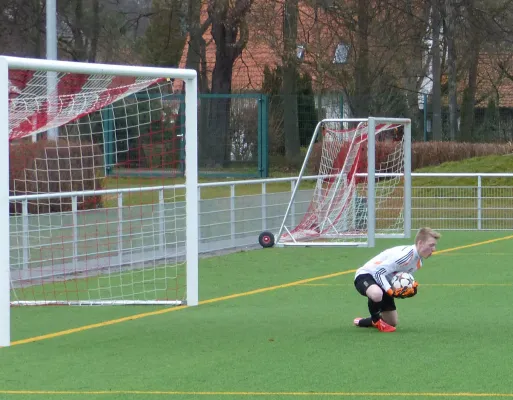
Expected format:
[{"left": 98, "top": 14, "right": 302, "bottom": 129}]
[
  {"left": 307, "top": 140, "right": 513, "bottom": 175},
  {"left": 411, "top": 141, "right": 513, "bottom": 170},
  {"left": 10, "top": 139, "right": 104, "bottom": 214}
]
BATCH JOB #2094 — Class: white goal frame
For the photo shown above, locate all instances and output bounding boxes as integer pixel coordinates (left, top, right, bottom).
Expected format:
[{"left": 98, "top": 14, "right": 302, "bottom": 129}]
[
  {"left": 0, "top": 56, "right": 199, "bottom": 347},
  {"left": 275, "top": 117, "right": 412, "bottom": 248}
]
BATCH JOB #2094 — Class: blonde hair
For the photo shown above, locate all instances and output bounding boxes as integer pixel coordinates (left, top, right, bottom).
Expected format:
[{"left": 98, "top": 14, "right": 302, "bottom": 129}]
[{"left": 415, "top": 227, "right": 441, "bottom": 244}]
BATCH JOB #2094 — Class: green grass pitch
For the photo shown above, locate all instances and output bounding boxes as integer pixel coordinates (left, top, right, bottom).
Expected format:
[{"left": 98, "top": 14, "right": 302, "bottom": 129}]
[{"left": 1, "top": 230, "right": 513, "bottom": 399}]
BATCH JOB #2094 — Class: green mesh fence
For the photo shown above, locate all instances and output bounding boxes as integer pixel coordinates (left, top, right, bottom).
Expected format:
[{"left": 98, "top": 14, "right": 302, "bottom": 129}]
[{"left": 100, "top": 89, "right": 513, "bottom": 180}]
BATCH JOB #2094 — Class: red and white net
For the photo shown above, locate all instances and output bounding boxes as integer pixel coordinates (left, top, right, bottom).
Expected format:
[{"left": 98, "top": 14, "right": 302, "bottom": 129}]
[
  {"left": 9, "top": 70, "right": 164, "bottom": 140},
  {"left": 9, "top": 68, "right": 188, "bottom": 305}
]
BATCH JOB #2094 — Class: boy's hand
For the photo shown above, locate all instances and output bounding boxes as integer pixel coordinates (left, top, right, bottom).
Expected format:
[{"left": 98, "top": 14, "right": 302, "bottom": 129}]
[
  {"left": 399, "top": 281, "right": 418, "bottom": 298},
  {"left": 386, "top": 287, "right": 407, "bottom": 297}
]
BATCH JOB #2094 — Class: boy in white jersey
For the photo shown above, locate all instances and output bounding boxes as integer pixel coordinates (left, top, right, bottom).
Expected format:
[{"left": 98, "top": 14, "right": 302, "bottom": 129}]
[{"left": 353, "top": 227, "right": 441, "bottom": 332}]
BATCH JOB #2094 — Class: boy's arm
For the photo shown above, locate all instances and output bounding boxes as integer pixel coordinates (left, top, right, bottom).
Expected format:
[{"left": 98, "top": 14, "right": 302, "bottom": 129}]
[
  {"left": 370, "top": 262, "right": 394, "bottom": 293},
  {"left": 370, "top": 247, "right": 415, "bottom": 295}
]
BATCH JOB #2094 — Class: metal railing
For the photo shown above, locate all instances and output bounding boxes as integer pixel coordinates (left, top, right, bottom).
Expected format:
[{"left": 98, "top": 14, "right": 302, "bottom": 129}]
[{"left": 9, "top": 173, "right": 513, "bottom": 277}]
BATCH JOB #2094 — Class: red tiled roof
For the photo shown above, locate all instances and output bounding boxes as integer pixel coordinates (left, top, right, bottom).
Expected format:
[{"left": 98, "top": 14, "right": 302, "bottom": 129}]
[
  {"left": 179, "top": 1, "right": 346, "bottom": 92},
  {"left": 179, "top": 4, "right": 513, "bottom": 107},
  {"left": 473, "top": 54, "right": 513, "bottom": 108}
]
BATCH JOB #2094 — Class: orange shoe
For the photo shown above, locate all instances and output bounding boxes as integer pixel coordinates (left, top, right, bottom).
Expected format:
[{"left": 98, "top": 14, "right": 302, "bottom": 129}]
[{"left": 372, "top": 319, "right": 396, "bottom": 332}]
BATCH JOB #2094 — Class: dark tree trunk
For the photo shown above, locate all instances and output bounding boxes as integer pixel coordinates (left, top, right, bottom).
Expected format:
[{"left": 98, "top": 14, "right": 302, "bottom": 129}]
[
  {"left": 208, "top": 43, "right": 235, "bottom": 167},
  {"left": 204, "top": 0, "right": 252, "bottom": 167},
  {"left": 88, "top": 0, "right": 100, "bottom": 62},
  {"left": 460, "top": 2, "right": 480, "bottom": 141},
  {"left": 186, "top": 0, "right": 210, "bottom": 167},
  {"left": 282, "top": 0, "right": 300, "bottom": 164},
  {"left": 354, "top": 0, "right": 370, "bottom": 117},
  {"left": 431, "top": 1, "right": 443, "bottom": 140},
  {"left": 445, "top": 0, "right": 458, "bottom": 140}
]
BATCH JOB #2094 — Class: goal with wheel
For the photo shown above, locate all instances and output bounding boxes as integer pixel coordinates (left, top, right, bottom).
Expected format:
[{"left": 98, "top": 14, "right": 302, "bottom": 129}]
[
  {"left": 263, "top": 117, "right": 411, "bottom": 248},
  {"left": 0, "top": 56, "right": 198, "bottom": 346}
]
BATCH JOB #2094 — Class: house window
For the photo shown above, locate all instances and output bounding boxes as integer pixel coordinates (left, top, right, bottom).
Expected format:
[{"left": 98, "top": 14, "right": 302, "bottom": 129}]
[{"left": 333, "top": 43, "right": 349, "bottom": 64}]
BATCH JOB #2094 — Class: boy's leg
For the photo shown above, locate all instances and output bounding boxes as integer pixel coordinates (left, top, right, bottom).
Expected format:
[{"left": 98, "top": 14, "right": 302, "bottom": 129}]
[
  {"left": 381, "top": 296, "right": 398, "bottom": 326},
  {"left": 354, "top": 274, "right": 385, "bottom": 327},
  {"left": 367, "top": 295, "right": 383, "bottom": 323},
  {"left": 354, "top": 316, "right": 373, "bottom": 327},
  {"left": 353, "top": 297, "right": 383, "bottom": 327},
  {"left": 355, "top": 298, "right": 397, "bottom": 328}
]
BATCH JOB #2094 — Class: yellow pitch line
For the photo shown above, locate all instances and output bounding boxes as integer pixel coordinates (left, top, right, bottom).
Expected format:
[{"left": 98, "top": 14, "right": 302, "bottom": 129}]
[
  {"left": 8, "top": 233, "right": 513, "bottom": 347},
  {"left": 438, "top": 253, "right": 513, "bottom": 256},
  {"left": 9, "top": 270, "right": 354, "bottom": 347},
  {"left": 1, "top": 390, "right": 513, "bottom": 397},
  {"left": 301, "top": 283, "right": 513, "bottom": 287},
  {"left": 433, "top": 234, "right": 513, "bottom": 254}
]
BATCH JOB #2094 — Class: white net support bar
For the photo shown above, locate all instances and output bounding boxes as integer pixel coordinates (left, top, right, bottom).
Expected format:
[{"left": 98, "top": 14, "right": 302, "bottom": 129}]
[{"left": 12, "top": 300, "right": 183, "bottom": 306}]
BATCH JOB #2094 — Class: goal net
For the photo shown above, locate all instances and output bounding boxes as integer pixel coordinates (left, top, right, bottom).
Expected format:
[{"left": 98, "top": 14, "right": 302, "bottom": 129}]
[
  {"left": 275, "top": 118, "right": 411, "bottom": 247},
  {"left": 1, "top": 56, "right": 198, "bottom": 327}
]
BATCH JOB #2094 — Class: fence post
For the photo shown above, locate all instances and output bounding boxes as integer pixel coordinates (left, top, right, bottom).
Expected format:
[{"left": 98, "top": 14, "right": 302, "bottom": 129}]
[
  {"left": 22, "top": 200, "right": 29, "bottom": 271},
  {"left": 101, "top": 106, "right": 114, "bottom": 176},
  {"left": 178, "top": 94, "right": 186, "bottom": 177},
  {"left": 118, "top": 193, "right": 123, "bottom": 267},
  {"left": 290, "top": 180, "right": 296, "bottom": 228},
  {"left": 477, "top": 175, "right": 482, "bottom": 230},
  {"left": 230, "top": 185, "right": 235, "bottom": 247},
  {"left": 258, "top": 94, "right": 269, "bottom": 178},
  {"left": 159, "top": 189, "right": 165, "bottom": 254},
  {"left": 423, "top": 93, "right": 428, "bottom": 142},
  {"left": 72, "top": 196, "right": 78, "bottom": 271},
  {"left": 261, "top": 182, "right": 267, "bottom": 232}
]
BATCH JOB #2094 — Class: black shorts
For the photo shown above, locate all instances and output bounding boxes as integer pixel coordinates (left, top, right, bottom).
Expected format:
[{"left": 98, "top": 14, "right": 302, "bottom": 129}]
[{"left": 354, "top": 273, "right": 396, "bottom": 312}]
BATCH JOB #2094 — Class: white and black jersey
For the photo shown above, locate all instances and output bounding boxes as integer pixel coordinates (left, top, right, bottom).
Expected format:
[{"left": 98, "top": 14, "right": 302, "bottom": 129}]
[{"left": 354, "top": 245, "right": 422, "bottom": 292}]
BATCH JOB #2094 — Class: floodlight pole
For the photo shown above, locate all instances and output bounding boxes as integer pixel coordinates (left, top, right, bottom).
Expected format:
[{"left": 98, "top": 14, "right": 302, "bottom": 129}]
[{"left": 46, "top": 0, "right": 58, "bottom": 141}]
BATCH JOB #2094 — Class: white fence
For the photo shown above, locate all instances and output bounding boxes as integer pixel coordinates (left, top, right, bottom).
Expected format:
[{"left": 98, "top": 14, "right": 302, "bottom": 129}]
[{"left": 9, "top": 173, "right": 513, "bottom": 281}]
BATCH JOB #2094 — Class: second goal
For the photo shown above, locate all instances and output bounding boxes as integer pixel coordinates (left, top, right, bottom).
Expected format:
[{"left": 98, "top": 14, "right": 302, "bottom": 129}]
[{"left": 261, "top": 117, "right": 411, "bottom": 248}]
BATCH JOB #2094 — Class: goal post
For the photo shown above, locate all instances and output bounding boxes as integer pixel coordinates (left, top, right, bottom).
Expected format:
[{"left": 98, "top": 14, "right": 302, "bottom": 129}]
[
  {"left": 268, "top": 117, "right": 411, "bottom": 248},
  {"left": 0, "top": 56, "right": 199, "bottom": 346}
]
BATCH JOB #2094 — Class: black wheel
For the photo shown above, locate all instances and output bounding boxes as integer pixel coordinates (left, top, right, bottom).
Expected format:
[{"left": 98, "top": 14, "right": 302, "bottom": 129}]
[{"left": 258, "top": 231, "right": 275, "bottom": 248}]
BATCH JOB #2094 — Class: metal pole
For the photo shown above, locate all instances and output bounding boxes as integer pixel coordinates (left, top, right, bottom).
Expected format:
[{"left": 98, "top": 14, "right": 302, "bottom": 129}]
[
  {"left": 477, "top": 175, "right": 482, "bottom": 230},
  {"left": 0, "top": 57, "right": 11, "bottom": 346},
  {"left": 404, "top": 121, "right": 412, "bottom": 238},
  {"left": 423, "top": 94, "right": 428, "bottom": 142},
  {"left": 46, "top": 0, "right": 58, "bottom": 141},
  {"left": 185, "top": 76, "right": 199, "bottom": 307},
  {"left": 367, "top": 117, "right": 376, "bottom": 247}
]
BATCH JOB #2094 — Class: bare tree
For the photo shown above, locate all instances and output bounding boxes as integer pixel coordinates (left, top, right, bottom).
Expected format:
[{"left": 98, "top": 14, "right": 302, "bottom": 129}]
[
  {"left": 282, "top": 0, "right": 301, "bottom": 164},
  {"left": 444, "top": 0, "right": 458, "bottom": 140},
  {"left": 431, "top": 0, "right": 443, "bottom": 140},
  {"left": 203, "top": 0, "right": 253, "bottom": 167},
  {"left": 0, "top": 1, "right": 45, "bottom": 57},
  {"left": 353, "top": 0, "right": 371, "bottom": 117},
  {"left": 183, "top": 0, "right": 210, "bottom": 168},
  {"left": 184, "top": 0, "right": 210, "bottom": 92},
  {"left": 460, "top": 0, "right": 481, "bottom": 141},
  {"left": 140, "top": 0, "right": 188, "bottom": 67},
  {"left": 392, "top": 0, "right": 432, "bottom": 126},
  {"left": 58, "top": 0, "right": 102, "bottom": 61}
]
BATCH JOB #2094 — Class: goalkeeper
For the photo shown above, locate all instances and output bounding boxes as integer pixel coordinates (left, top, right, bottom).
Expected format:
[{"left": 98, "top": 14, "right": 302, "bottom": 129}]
[{"left": 353, "top": 227, "right": 441, "bottom": 332}]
